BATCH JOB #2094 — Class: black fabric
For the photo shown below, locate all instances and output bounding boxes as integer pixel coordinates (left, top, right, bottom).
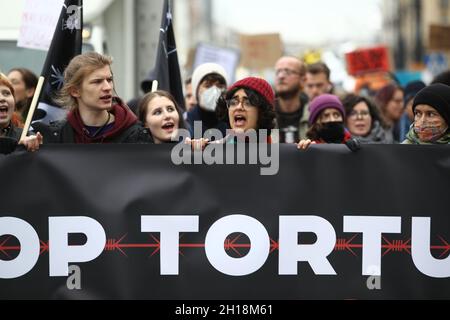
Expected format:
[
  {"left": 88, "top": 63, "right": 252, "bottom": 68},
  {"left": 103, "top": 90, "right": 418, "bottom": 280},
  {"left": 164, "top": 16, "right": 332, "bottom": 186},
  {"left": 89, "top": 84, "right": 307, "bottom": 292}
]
[
  {"left": 32, "top": 120, "right": 153, "bottom": 144},
  {"left": 316, "top": 122, "right": 346, "bottom": 143},
  {"left": 1, "top": 124, "right": 22, "bottom": 141},
  {"left": 141, "top": 0, "right": 185, "bottom": 110},
  {"left": 0, "top": 137, "right": 18, "bottom": 155},
  {"left": 187, "top": 105, "right": 228, "bottom": 137},
  {"left": 0, "top": 124, "right": 22, "bottom": 154},
  {"left": 34, "top": 0, "right": 83, "bottom": 122},
  {"left": 0, "top": 144, "right": 449, "bottom": 299}
]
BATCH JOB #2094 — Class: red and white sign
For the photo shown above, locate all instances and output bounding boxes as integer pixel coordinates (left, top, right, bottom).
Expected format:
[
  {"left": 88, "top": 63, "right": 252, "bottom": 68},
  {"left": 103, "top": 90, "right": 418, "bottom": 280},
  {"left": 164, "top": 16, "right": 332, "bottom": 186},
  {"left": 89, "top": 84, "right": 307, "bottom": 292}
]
[{"left": 345, "top": 46, "right": 390, "bottom": 76}]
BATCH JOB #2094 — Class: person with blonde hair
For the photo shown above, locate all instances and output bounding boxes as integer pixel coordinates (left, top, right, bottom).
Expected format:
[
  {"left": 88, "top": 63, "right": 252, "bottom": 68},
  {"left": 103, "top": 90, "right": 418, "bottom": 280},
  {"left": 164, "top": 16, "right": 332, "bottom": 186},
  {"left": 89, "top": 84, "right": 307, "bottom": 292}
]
[{"left": 32, "top": 52, "right": 152, "bottom": 144}]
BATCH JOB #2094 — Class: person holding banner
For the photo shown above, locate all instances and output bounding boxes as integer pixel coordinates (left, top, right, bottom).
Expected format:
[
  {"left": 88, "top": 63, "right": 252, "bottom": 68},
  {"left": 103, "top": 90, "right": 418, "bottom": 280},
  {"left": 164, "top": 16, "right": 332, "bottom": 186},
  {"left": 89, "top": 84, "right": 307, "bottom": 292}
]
[
  {"left": 0, "top": 74, "right": 43, "bottom": 153},
  {"left": 32, "top": 52, "right": 152, "bottom": 144},
  {"left": 342, "top": 94, "right": 389, "bottom": 144},
  {"left": 297, "top": 94, "right": 351, "bottom": 150},
  {"left": 402, "top": 83, "right": 450, "bottom": 145},
  {"left": 187, "top": 77, "right": 276, "bottom": 149},
  {"left": 138, "top": 90, "right": 187, "bottom": 144},
  {"left": 216, "top": 76, "right": 276, "bottom": 138}
]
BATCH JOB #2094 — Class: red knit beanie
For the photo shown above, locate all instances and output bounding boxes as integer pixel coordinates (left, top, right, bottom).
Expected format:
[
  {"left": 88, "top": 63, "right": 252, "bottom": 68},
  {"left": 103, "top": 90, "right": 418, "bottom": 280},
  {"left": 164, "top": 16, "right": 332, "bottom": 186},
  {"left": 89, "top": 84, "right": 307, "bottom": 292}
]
[{"left": 228, "top": 77, "right": 275, "bottom": 108}]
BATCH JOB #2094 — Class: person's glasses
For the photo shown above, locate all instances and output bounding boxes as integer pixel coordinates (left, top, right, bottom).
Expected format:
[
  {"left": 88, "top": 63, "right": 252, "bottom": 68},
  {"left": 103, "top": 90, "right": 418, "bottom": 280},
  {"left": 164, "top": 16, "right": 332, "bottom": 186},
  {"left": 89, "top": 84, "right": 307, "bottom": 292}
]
[
  {"left": 226, "top": 97, "right": 254, "bottom": 109},
  {"left": 349, "top": 110, "right": 371, "bottom": 119},
  {"left": 275, "top": 68, "right": 300, "bottom": 77}
]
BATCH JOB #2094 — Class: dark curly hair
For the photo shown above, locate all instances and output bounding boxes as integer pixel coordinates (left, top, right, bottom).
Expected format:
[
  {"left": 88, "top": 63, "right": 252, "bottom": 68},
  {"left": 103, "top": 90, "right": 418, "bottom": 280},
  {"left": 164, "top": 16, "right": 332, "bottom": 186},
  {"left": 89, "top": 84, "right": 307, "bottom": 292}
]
[
  {"left": 216, "top": 87, "right": 276, "bottom": 134},
  {"left": 306, "top": 122, "right": 325, "bottom": 141}
]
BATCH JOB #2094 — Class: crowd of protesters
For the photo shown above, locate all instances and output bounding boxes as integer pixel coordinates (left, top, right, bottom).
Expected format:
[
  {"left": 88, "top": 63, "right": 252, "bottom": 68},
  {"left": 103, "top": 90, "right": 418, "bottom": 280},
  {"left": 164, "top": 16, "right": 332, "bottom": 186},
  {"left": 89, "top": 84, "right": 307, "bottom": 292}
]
[{"left": 1, "top": 51, "right": 449, "bottom": 155}]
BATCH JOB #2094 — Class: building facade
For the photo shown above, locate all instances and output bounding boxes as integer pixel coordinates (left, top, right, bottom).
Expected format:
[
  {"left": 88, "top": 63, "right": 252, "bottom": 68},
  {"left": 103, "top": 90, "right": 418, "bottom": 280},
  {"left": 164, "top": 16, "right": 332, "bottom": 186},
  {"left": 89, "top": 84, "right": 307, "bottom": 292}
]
[{"left": 382, "top": 0, "right": 450, "bottom": 70}]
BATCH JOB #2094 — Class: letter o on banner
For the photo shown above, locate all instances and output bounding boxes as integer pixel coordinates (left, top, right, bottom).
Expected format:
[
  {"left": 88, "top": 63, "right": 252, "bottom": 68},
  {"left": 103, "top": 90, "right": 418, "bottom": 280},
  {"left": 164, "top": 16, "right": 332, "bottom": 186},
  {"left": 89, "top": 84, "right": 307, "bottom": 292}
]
[
  {"left": 0, "top": 217, "right": 40, "bottom": 279},
  {"left": 205, "top": 215, "right": 270, "bottom": 276}
]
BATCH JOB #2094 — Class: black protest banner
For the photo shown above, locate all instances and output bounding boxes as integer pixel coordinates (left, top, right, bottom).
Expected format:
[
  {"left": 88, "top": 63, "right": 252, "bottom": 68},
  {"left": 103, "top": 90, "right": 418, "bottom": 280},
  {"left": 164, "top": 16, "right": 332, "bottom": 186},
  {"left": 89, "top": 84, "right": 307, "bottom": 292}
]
[{"left": 0, "top": 144, "right": 449, "bottom": 299}]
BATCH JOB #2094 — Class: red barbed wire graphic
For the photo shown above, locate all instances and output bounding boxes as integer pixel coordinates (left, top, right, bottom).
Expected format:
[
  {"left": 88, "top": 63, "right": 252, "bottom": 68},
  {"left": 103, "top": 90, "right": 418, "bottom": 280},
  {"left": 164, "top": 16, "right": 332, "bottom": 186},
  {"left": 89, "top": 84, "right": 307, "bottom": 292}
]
[{"left": 1, "top": 234, "right": 449, "bottom": 259}]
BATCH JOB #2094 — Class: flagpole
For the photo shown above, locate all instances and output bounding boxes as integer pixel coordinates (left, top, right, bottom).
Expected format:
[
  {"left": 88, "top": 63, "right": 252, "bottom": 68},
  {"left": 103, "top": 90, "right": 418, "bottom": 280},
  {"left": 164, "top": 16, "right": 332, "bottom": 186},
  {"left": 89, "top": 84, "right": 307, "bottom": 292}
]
[{"left": 20, "top": 76, "right": 45, "bottom": 141}]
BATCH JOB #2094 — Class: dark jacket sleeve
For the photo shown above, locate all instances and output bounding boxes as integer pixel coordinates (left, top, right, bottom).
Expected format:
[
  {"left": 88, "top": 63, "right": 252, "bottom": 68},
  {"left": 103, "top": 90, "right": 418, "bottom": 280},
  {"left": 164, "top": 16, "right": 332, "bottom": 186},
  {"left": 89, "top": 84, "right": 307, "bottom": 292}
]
[
  {"left": 31, "top": 120, "right": 75, "bottom": 144},
  {"left": 117, "top": 122, "right": 154, "bottom": 144},
  {"left": 8, "top": 126, "right": 23, "bottom": 141}
]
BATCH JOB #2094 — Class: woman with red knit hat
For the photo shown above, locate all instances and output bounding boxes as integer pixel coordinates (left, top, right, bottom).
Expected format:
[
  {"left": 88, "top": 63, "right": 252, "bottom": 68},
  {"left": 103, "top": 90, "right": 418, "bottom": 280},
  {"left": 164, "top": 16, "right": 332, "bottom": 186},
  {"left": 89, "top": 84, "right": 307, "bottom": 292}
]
[
  {"left": 187, "top": 77, "right": 276, "bottom": 148},
  {"left": 297, "top": 94, "right": 351, "bottom": 150},
  {"left": 216, "top": 77, "right": 276, "bottom": 139}
]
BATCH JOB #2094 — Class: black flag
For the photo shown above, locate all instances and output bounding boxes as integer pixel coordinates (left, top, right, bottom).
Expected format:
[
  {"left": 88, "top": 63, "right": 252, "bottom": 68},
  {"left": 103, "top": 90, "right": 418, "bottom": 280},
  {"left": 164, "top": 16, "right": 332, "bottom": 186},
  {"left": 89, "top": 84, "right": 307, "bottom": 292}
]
[
  {"left": 141, "top": 0, "right": 185, "bottom": 110},
  {"left": 34, "top": 0, "right": 83, "bottom": 124}
]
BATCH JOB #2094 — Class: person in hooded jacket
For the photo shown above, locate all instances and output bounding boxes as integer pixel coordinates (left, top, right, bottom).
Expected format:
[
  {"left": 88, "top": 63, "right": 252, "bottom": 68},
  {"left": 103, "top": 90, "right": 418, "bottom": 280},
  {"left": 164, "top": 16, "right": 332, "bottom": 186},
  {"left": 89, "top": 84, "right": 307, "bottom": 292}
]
[
  {"left": 186, "top": 63, "right": 229, "bottom": 137},
  {"left": 297, "top": 94, "right": 351, "bottom": 150},
  {"left": 342, "top": 94, "right": 389, "bottom": 144},
  {"left": 402, "top": 83, "right": 450, "bottom": 145},
  {"left": 32, "top": 52, "right": 152, "bottom": 144}
]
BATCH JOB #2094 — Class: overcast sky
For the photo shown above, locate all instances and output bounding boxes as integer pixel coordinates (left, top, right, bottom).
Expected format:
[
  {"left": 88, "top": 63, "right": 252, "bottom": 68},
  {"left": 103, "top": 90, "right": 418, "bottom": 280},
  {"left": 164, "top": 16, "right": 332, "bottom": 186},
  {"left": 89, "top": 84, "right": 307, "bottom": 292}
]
[{"left": 212, "top": 0, "right": 383, "bottom": 45}]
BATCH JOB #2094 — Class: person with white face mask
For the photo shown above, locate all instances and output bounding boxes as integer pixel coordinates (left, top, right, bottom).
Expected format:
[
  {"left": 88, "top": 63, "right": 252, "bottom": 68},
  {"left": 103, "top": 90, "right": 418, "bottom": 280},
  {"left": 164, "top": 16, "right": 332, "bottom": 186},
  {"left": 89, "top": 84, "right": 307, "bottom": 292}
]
[
  {"left": 402, "top": 84, "right": 450, "bottom": 145},
  {"left": 186, "top": 63, "right": 228, "bottom": 137}
]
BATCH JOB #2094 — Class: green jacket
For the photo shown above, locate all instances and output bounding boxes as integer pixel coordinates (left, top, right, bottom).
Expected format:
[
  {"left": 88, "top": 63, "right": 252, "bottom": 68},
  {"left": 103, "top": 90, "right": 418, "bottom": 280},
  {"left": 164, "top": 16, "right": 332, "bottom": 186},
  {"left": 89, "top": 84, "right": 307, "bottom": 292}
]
[
  {"left": 402, "top": 127, "right": 450, "bottom": 145},
  {"left": 298, "top": 105, "right": 310, "bottom": 141}
]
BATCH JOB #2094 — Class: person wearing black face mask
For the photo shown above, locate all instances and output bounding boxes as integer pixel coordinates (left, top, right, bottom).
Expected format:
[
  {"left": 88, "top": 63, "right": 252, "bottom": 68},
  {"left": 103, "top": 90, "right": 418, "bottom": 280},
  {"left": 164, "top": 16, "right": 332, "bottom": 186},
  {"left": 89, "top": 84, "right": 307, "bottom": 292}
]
[{"left": 297, "top": 94, "right": 351, "bottom": 150}]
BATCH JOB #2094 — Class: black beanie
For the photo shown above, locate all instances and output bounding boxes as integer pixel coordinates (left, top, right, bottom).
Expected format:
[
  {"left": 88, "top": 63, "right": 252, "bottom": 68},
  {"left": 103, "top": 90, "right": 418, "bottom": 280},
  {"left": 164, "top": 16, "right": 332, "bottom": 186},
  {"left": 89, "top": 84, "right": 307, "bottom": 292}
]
[{"left": 413, "top": 83, "right": 450, "bottom": 126}]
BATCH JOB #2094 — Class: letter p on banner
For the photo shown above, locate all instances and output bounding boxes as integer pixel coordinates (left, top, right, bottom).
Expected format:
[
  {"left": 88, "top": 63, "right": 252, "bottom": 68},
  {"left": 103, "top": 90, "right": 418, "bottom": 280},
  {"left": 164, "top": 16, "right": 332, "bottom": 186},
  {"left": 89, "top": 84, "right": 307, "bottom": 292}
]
[{"left": 49, "top": 217, "right": 106, "bottom": 277}]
